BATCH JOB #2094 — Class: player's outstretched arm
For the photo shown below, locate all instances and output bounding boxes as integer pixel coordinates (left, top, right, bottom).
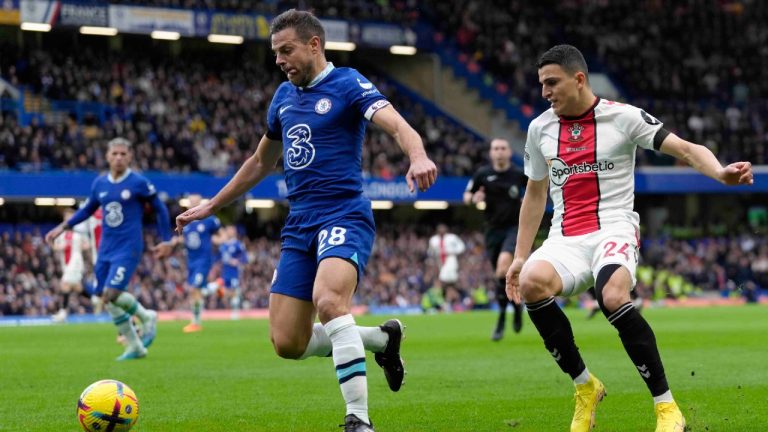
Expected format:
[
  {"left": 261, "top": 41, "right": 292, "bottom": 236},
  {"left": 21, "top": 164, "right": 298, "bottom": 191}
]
[
  {"left": 45, "top": 198, "right": 100, "bottom": 245},
  {"left": 176, "top": 135, "right": 282, "bottom": 233},
  {"left": 148, "top": 192, "right": 176, "bottom": 259},
  {"left": 371, "top": 105, "right": 437, "bottom": 192},
  {"left": 659, "top": 133, "right": 754, "bottom": 186},
  {"left": 506, "top": 177, "right": 548, "bottom": 303}
]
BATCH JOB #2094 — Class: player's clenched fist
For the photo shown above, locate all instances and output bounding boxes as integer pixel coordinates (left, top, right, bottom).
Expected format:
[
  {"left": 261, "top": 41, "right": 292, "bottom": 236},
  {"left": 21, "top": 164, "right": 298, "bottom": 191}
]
[
  {"left": 406, "top": 155, "right": 438, "bottom": 192},
  {"left": 719, "top": 161, "right": 753, "bottom": 186}
]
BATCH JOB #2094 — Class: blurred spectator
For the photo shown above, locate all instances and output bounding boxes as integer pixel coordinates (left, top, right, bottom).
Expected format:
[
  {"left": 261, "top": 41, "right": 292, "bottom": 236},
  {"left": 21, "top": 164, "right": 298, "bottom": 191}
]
[
  {"left": 0, "top": 43, "right": 486, "bottom": 176},
  {"left": 0, "top": 223, "right": 496, "bottom": 316},
  {"left": 2, "top": 222, "right": 765, "bottom": 318},
  {"left": 423, "top": 0, "right": 768, "bottom": 165}
]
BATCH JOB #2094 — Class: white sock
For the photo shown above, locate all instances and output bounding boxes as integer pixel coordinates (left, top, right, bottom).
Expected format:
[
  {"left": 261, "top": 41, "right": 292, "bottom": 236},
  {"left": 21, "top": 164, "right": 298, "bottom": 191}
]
[
  {"left": 230, "top": 288, "right": 241, "bottom": 310},
  {"left": 204, "top": 282, "right": 219, "bottom": 296},
  {"left": 574, "top": 368, "right": 591, "bottom": 385},
  {"left": 358, "top": 326, "right": 388, "bottom": 352},
  {"left": 107, "top": 302, "right": 142, "bottom": 350},
  {"left": 300, "top": 325, "right": 389, "bottom": 359},
  {"left": 115, "top": 292, "right": 152, "bottom": 322},
  {"left": 192, "top": 298, "right": 203, "bottom": 325},
  {"left": 325, "top": 314, "right": 369, "bottom": 425},
  {"left": 653, "top": 390, "right": 674, "bottom": 404},
  {"left": 300, "top": 323, "right": 332, "bottom": 359}
]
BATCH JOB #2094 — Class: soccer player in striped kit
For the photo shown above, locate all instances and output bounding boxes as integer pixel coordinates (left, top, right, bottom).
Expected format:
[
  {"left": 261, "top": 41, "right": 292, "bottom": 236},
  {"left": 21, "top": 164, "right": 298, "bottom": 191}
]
[
  {"left": 505, "top": 45, "right": 753, "bottom": 432},
  {"left": 51, "top": 207, "right": 90, "bottom": 322}
]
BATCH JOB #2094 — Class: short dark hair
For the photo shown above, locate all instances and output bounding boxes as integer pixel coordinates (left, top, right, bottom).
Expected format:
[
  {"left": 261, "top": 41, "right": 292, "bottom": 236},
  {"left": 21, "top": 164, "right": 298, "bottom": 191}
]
[
  {"left": 270, "top": 9, "right": 325, "bottom": 49},
  {"left": 537, "top": 44, "right": 589, "bottom": 78}
]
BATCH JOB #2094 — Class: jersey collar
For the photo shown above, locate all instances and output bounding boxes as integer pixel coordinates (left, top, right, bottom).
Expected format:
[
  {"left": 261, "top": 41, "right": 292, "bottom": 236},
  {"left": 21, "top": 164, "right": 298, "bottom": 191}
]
[
  {"left": 108, "top": 168, "right": 132, "bottom": 184},
  {"left": 302, "top": 62, "right": 335, "bottom": 89},
  {"left": 560, "top": 97, "right": 601, "bottom": 121}
]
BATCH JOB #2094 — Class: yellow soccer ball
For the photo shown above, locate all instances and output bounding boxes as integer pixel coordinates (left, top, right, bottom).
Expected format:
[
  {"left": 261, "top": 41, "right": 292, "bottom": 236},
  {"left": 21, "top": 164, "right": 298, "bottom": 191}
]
[{"left": 77, "top": 380, "right": 139, "bottom": 432}]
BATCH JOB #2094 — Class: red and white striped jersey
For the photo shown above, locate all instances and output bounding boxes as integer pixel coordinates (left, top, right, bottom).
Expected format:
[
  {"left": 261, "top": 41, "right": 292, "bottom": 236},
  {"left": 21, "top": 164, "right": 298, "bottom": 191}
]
[
  {"left": 54, "top": 227, "right": 86, "bottom": 270},
  {"left": 86, "top": 208, "right": 103, "bottom": 264},
  {"left": 524, "top": 98, "right": 663, "bottom": 237}
]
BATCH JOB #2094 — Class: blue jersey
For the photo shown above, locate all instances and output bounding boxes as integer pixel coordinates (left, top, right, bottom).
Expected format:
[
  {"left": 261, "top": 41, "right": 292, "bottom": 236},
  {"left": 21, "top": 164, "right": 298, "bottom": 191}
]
[
  {"left": 219, "top": 239, "right": 247, "bottom": 281},
  {"left": 68, "top": 169, "right": 172, "bottom": 260},
  {"left": 266, "top": 63, "right": 389, "bottom": 210},
  {"left": 183, "top": 216, "right": 221, "bottom": 267}
]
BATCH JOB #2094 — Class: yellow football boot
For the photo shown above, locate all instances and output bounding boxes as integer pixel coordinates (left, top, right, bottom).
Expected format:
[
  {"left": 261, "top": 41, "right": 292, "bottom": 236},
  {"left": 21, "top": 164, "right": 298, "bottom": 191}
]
[
  {"left": 571, "top": 374, "right": 606, "bottom": 432},
  {"left": 654, "top": 401, "right": 686, "bottom": 432}
]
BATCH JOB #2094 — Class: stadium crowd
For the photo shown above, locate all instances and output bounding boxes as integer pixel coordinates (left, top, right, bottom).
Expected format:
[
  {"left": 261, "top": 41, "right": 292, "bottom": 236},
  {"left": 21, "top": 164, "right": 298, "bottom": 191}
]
[
  {"left": 0, "top": 1, "right": 765, "bottom": 174},
  {"left": 110, "top": 0, "right": 420, "bottom": 23},
  {"left": 1, "top": 224, "right": 764, "bottom": 317},
  {"left": 0, "top": 2, "right": 765, "bottom": 317},
  {"left": 0, "top": 44, "right": 483, "bottom": 176},
  {"left": 427, "top": 0, "right": 768, "bottom": 165}
]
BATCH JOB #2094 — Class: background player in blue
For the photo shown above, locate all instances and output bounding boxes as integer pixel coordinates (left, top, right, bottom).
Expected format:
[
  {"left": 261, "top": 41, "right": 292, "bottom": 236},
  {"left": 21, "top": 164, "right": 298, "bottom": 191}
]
[
  {"left": 45, "top": 138, "right": 173, "bottom": 361},
  {"left": 176, "top": 9, "right": 437, "bottom": 432},
  {"left": 216, "top": 225, "right": 248, "bottom": 320},
  {"left": 174, "top": 193, "right": 221, "bottom": 333}
]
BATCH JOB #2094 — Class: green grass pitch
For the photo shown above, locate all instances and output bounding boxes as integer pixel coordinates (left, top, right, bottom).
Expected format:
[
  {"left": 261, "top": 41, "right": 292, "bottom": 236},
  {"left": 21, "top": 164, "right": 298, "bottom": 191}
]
[{"left": 1, "top": 306, "right": 766, "bottom": 431}]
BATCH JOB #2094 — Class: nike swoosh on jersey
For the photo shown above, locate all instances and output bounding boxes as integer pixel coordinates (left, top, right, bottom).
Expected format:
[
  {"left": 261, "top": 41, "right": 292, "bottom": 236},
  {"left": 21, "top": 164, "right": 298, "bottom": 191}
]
[
  {"left": 99, "top": 192, "right": 108, "bottom": 198},
  {"left": 487, "top": 175, "right": 497, "bottom": 181},
  {"left": 279, "top": 105, "right": 293, "bottom": 115}
]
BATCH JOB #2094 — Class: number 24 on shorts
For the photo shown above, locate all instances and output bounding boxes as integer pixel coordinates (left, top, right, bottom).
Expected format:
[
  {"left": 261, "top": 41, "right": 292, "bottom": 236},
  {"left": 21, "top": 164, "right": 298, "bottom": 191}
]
[{"left": 602, "top": 241, "right": 634, "bottom": 262}]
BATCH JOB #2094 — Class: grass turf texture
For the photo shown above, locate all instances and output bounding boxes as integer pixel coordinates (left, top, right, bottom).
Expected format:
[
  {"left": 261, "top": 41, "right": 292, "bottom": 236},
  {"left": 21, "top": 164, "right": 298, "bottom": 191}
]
[{"left": 0, "top": 306, "right": 766, "bottom": 431}]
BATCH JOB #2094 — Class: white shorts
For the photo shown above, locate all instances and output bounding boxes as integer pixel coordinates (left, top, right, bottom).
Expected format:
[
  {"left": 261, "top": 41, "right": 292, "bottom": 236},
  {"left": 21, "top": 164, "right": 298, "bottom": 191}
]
[
  {"left": 62, "top": 266, "right": 84, "bottom": 285},
  {"left": 528, "top": 222, "right": 639, "bottom": 297},
  {"left": 438, "top": 261, "right": 460, "bottom": 284}
]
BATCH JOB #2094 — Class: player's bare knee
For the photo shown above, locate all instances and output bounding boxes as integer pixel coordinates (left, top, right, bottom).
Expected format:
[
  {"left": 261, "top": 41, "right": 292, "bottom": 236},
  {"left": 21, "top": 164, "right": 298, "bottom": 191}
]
[
  {"left": 518, "top": 274, "right": 552, "bottom": 303},
  {"left": 103, "top": 288, "right": 120, "bottom": 303},
  {"left": 595, "top": 264, "right": 630, "bottom": 313},
  {"left": 599, "top": 285, "right": 629, "bottom": 313},
  {"left": 271, "top": 336, "right": 304, "bottom": 359},
  {"left": 314, "top": 296, "right": 347, "bottom": 323}
]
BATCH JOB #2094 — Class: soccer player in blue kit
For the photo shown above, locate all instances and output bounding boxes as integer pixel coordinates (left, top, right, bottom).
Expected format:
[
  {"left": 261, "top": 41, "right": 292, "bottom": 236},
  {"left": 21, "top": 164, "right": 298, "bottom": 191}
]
[
  {"left": 217, "top": 225, "right": 248, "bottom": 320},
  {"left": 46, "top": 138, "right": 174, "bottom": 360},
  {"left": 175, "top": 193, "right": 221, "bottom": 333},
  {"left": 176, "top": 9, "right": 437, "bottom": 431}
]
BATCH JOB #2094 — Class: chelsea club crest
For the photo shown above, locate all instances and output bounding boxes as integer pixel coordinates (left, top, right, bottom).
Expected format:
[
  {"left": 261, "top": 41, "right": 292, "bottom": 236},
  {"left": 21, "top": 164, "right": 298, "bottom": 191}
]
[{"left": 315, "top": 98, "right": 332, "bottom": 114}]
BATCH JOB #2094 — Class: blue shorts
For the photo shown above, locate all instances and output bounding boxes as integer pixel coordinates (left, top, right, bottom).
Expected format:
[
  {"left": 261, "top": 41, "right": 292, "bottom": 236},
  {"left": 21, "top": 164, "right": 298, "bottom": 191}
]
[
  {"left": 187, "top": 262, "right": 212, "bottom": 288},
  {"left": 223, "top": 276, "right": 240, "bottom": 289},
  {"left": 93, "top": 257, "right": 140, "bottom": 293},
  {"left": 271, "top": 198, "right": 375, "bottom": 301}
]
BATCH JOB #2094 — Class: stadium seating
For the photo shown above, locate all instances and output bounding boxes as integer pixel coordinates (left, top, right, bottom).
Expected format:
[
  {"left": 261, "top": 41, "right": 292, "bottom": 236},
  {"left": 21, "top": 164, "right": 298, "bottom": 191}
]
[
  {"left": 2, "top": 3, "right": 767, "bottom": 318},
  {"left": 1, "top": 224, "right": 765, "bottom": 317},
  {"left": 0, "top": 38, "right": 485, "bottom": 176},
  {"left": 0, "top": 225, "right": 493, "bottom": 316},
  {"left": 421, "top": 0, "right": 768, "bottom": 165}
]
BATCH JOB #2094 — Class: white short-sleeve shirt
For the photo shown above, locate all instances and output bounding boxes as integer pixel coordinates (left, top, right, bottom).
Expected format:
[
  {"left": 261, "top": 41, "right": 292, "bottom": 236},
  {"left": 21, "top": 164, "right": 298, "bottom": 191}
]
[{"left": 524, "top": 98, "right": 663, "bottom": 237}]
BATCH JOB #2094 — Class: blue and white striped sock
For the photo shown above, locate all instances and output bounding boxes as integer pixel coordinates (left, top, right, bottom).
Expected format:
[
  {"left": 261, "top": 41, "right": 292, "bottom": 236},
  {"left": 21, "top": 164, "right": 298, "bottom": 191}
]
[
  {"left": 325, "top": 314, "right": 369, "bottom": 425},
  {"left": 107, "top": 302, "right": 142, "bottom": 350},
  {"left": 115, "top": 292, "right": 151, "bottom": 323}
]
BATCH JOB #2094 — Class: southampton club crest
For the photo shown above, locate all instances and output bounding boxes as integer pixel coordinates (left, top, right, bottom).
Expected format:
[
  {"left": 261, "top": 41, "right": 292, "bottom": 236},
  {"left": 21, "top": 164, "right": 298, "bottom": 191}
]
[{"left": 568, "top": 123, "right": 584, "bottom": 141}]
